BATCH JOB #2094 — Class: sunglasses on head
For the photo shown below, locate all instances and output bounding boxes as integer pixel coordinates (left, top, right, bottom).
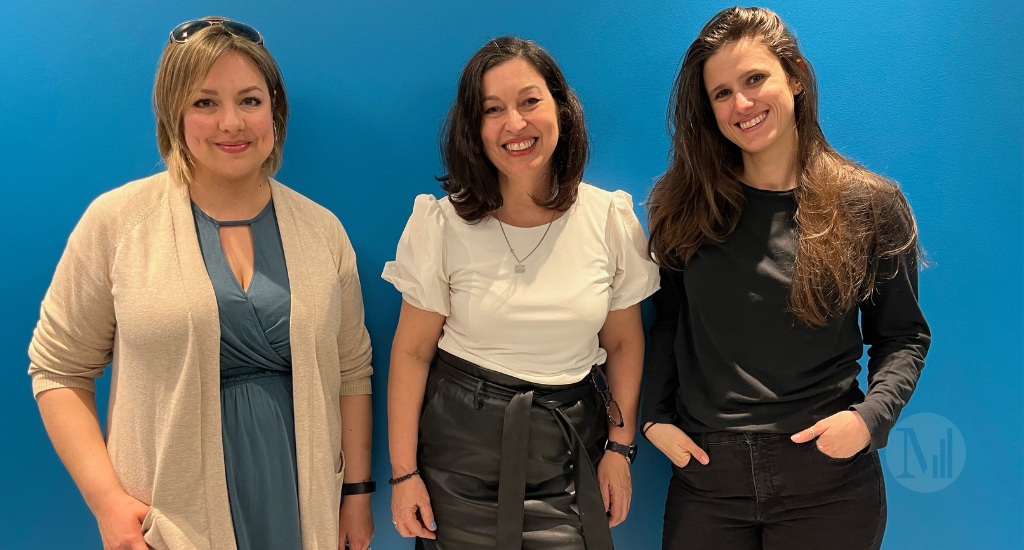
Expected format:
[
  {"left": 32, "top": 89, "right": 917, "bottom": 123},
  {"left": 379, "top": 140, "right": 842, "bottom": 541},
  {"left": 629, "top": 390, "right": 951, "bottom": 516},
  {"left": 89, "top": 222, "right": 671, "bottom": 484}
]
[{"left": 169, "top": 19, "right": 263, "bottom": 45}]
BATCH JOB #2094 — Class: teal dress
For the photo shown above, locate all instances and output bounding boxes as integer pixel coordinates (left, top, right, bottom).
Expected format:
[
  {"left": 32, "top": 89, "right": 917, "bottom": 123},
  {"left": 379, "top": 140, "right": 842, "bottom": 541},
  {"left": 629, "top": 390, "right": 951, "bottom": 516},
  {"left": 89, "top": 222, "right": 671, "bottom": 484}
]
[{"left": 192, "top": 200, "right": 303, "bottom": 550}]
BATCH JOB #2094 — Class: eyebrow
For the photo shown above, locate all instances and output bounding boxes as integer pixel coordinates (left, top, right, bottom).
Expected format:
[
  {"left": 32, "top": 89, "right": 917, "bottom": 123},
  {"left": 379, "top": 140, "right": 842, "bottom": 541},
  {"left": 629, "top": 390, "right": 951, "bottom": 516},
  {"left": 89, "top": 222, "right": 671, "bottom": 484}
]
[
  {"left": 707, "top": 69, "right": 765, "bottom": 96},
  {"left": 198, "top": 85, "right": 265, "bottom": 96},
  {"left": 483, "top": 84, "right": 542, "bottom": 101}
]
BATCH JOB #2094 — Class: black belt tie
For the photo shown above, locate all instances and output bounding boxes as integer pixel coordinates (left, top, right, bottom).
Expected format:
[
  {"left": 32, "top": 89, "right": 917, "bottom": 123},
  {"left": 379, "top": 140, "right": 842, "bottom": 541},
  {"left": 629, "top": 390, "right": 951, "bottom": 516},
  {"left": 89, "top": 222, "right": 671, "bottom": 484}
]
[{"left": 436, "top": 356, "right": 614, "bottom": 550}]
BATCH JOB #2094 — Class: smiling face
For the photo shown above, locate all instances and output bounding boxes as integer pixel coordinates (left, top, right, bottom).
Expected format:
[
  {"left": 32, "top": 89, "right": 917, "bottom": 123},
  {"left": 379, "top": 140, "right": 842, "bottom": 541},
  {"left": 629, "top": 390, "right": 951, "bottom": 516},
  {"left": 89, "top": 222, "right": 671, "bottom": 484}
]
[
  {"left": 480, "top": 58, "right": 560, "bottom": 187},
  {"left": 703, "top": 37, "right": 803, "bottom": 160},
  {"left": 183, "top": 50, "right": 275, "bottom": 185}
]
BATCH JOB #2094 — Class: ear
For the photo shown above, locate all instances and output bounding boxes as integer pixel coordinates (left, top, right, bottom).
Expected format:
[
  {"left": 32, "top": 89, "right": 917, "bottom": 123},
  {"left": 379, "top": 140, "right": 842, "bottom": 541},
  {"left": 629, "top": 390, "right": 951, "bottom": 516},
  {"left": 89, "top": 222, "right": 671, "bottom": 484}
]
[
  {"left": 791, "top": 77, "right": 804, "bottom": 96},
  {"left": 791, "top": 58, "right": 806, "bottom": 96}
]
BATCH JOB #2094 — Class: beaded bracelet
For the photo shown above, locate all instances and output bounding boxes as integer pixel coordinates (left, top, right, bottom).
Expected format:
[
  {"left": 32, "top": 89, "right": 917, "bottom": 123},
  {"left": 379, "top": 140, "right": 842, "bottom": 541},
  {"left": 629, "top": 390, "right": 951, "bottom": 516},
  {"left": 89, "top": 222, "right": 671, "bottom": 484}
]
[{"left": 388, "top": 469, "right": 420, "bottom": 485}]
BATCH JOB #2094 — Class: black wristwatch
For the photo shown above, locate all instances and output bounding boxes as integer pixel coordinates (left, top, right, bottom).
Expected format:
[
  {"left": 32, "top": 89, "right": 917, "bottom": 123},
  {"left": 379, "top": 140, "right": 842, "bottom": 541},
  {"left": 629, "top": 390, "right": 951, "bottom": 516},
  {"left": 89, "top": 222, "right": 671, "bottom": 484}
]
[
  {"left": 605, "top": 440, "right": 638, "bottom": 464},
  {"left": 342, "top": 481, "right": 376, "bottom": 495}
]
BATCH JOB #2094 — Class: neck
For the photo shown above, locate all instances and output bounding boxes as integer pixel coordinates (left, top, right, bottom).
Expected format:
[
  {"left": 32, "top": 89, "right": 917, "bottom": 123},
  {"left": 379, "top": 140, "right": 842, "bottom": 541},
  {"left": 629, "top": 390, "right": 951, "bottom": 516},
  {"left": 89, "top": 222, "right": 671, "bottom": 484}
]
[
  {"left": 189, "top": 168, "right": 271, "bottom": 220},
  {"left": 496, "top": 170, "right": 556, "bottom": 227},
  {"left": 740, "top": 128, "right": 800, "bottom": 192}
]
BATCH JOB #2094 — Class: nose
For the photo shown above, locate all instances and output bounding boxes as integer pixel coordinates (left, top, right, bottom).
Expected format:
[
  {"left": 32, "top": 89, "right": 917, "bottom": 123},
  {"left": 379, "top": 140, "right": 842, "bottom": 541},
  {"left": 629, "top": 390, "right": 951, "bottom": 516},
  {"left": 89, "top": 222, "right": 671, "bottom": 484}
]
[
  {"left": 219, "top": 103, "right": 245, "bottom": 133},
  {"left": 733, "top": 91, "right": 755, "bottom": 111},
  {"left": 503, "top": 108, "right": 527, "bottom": 133}
]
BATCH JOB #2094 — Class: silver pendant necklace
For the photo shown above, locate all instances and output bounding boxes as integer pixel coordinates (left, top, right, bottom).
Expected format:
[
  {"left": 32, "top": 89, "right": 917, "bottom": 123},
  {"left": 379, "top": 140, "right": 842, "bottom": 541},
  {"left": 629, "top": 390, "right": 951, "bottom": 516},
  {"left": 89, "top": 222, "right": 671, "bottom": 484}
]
[{"left": 497, "top": 210, "right": 557, "bottom": 274}]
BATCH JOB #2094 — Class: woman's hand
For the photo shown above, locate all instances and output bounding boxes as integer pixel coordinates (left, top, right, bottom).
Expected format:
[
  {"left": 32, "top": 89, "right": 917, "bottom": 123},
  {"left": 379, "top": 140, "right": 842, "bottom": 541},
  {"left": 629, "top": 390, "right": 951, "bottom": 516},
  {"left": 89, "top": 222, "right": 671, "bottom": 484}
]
[
  {"left": 791, "top": 410, "right": 871, "bottom": 459},
  {"left": 645, "top": 423, "right": 709, "bottom": 468},
  {"left": 391, "top": 475, "right": 436, "bottom": 539},
  {"left": 597, "top": 450, "right": 632, "bottom": 527},
  {"left": 94, "top": 489, "right": 151, "bottom": 550},
  {"left": 338, "top": 494, "right": 373, "bottom": 550}
]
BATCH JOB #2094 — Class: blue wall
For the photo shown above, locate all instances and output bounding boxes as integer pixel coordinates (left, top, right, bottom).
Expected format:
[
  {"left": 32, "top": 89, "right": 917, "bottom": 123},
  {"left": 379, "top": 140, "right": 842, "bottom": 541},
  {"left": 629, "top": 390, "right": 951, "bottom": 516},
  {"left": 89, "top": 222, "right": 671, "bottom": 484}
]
[{"left": 2, "top": 1, "right": 1021, "bottom": 548}]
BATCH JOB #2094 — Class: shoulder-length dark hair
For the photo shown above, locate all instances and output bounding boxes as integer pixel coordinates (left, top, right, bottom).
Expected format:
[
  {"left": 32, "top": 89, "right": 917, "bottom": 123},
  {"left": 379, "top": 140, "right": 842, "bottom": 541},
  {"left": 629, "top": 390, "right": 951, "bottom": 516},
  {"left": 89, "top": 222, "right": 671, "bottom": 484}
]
[
  {"left": 438, "top": 36, "right": 589, "bottom": 222},
  {"left": 647, "top": 6, "right": 921, "bottom": 327}
]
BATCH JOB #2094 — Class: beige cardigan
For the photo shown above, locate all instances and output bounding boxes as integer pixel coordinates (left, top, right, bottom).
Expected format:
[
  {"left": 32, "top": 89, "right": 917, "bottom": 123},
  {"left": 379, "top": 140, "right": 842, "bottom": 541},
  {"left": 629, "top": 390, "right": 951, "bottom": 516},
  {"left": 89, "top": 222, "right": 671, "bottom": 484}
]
[{"left": 28, "top": 172, "right": 373, "bottom": 550}]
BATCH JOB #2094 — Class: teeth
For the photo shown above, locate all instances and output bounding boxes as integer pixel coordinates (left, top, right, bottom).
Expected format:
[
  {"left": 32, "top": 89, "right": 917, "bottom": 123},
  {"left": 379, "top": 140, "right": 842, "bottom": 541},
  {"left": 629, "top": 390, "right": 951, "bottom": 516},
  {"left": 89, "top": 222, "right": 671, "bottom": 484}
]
[
  {"left": 505, "top": 138, "right": 536, "bottom": 151},
  {"left": 739, "top": 112, "right": 767, "bottom": 129}
]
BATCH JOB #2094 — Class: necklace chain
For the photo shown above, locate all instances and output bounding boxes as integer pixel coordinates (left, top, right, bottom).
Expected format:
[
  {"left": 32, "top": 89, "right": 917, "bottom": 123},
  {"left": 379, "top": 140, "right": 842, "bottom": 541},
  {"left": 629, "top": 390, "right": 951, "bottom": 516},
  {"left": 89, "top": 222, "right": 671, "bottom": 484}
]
[{"left": 497, "top": 210, "right": 557, "bottom": 273}]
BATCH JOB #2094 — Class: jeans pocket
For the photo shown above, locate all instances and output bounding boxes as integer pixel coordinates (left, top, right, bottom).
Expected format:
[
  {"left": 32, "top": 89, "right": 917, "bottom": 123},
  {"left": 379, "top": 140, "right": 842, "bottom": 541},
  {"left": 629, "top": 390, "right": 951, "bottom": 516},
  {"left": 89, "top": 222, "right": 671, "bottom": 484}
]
[{"left": 814, "top": 442, "right": 861, "bottom": 463}]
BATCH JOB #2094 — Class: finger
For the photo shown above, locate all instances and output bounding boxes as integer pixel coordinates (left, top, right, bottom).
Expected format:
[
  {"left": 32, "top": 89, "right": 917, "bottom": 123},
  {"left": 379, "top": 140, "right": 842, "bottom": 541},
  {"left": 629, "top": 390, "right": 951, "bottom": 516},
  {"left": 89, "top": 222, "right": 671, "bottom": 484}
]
[
  {"left": 131, "top": 537, "right": 151, "bottom": 550},
  {"left": 419, "top": 499, "right": 438, "bottom": 533},
  {"left": 607, "top": 489, "right": 625, "bottom": 527},
  {"left": 620, "top": 483, "right": 632, "bottom": 520},
  {"left": 600, "top": 477, "right": 611, "bottom": 512},
  {"left": 404, "top": 506, "right": 435, "bottom": 540},
  {"left": 791, "top": 420, "right": 828, "bottom": 443},
  {"left": 680, "top": 441, "right": 710, "bottom": 465},
  {"left": 399, "top": 509, "right": 424, "bottom": 538}
]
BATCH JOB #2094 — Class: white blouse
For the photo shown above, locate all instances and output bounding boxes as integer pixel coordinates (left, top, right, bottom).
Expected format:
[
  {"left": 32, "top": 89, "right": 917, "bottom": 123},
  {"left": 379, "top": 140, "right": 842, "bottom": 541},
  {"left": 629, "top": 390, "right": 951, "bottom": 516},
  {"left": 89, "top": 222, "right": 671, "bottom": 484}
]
[{"left": 382, "top": 183, "right": 660, "bottom": 385}]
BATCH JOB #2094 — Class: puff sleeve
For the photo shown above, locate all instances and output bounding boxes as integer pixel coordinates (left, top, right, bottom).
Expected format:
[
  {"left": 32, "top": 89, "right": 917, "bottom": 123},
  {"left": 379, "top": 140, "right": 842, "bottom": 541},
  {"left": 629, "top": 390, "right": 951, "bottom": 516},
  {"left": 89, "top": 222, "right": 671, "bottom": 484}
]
[
  {"left": 381, "top": 194, "right": 451, "bottom": 316},
  {"left": 607, "top": 190, "right": 660, "bottom": 311}
]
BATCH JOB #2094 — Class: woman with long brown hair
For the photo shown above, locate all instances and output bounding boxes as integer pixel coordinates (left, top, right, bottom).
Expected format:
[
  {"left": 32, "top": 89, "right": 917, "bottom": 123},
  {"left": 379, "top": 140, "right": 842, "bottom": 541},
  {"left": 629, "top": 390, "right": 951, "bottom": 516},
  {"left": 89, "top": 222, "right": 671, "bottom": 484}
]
[{"left": 641, "top": 7, "right": 930, "bottom": 549}]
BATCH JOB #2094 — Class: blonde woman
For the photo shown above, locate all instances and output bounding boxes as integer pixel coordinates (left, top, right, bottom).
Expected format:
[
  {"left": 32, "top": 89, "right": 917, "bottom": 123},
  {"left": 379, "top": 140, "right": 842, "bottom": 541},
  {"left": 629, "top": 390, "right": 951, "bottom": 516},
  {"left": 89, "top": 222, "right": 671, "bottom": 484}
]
[{"left": 29, "top": 18, "right": 374, "bottom": 550}]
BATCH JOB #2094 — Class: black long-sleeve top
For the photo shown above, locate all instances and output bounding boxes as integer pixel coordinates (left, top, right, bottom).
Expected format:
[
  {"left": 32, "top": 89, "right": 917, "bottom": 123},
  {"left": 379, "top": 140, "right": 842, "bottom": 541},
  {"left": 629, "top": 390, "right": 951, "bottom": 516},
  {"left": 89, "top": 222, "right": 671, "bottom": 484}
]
[{"left": 641, "top": 183, "right": 930, "bottom": 451}]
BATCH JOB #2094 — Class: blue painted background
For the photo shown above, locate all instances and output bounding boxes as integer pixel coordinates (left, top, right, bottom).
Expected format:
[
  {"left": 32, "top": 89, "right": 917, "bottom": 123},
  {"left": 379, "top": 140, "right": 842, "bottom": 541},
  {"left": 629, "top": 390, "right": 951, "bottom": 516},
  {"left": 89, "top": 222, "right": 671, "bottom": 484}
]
[{"left": 2, "top": 1, "right": 1021, "bottom": 548}]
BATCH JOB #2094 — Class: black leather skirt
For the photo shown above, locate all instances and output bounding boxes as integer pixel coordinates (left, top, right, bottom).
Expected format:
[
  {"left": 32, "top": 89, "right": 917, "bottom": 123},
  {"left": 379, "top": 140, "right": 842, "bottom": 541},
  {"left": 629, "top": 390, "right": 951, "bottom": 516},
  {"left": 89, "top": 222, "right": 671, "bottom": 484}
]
[{"left": 415, "top": 350, "right": 614, "bottom": 550}]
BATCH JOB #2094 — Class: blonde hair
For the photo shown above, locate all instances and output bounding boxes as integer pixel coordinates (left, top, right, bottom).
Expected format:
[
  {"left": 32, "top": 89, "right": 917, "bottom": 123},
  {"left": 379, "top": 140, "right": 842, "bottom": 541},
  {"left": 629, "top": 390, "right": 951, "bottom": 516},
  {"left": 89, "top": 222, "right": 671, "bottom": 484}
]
[{"left": 153, "top": 17, "right": 288, "bottom": 186}]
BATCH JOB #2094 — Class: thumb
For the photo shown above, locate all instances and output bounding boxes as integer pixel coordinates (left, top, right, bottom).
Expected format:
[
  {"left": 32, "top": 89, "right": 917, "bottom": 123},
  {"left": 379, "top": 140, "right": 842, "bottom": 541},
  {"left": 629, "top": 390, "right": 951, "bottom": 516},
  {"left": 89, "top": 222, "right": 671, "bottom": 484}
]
[
  {"left": 680, "top": 438, "right": 710, "bottom": 465},
  {"left": 419, "top": 500, "right": 437, "bottom": 532},
  {"left": 600, "top": 475, "right": 611, "bottom": 512},
  {"left": 791, "top": 420, "right": 828, "bottom": 443}
]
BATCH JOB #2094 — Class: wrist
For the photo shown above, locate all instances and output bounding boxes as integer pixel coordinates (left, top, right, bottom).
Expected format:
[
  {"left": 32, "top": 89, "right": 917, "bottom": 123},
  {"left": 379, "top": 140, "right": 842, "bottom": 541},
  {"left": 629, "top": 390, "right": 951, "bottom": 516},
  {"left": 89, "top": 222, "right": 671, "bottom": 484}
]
[
  {"left": 604, "top": 439, "right": 638, "bottom": 464},
  {"left": 85, "top": 484, "right": 129, "bottom": 514}
]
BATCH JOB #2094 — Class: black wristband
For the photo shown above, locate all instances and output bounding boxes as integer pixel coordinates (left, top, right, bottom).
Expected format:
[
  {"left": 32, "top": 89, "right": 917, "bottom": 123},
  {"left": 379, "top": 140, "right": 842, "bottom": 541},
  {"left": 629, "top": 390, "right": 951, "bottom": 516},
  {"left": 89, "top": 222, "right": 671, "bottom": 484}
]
[
  {"left": 341, "top": 481, "right": 376, "bottom": 495},
  {"left": 640, "top": 422, "right": 656, "bottom": 440},
  {"left": 388, "top": 469, "right": 420, "bottom": 485}
]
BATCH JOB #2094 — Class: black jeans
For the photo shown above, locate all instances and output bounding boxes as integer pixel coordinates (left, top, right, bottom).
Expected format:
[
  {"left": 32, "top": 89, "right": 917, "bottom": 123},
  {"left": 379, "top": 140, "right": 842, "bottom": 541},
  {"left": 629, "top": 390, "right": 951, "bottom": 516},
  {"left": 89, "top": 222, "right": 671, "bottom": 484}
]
[{"left": 663, "top": 431, "right": 886, "bottom": 550}]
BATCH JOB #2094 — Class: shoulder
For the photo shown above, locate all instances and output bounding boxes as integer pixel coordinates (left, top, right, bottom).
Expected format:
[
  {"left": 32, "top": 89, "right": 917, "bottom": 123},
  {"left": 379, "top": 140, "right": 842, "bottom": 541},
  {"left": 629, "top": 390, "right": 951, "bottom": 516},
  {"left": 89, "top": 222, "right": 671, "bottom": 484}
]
[
  {"left": 270, "top": 179, "right": 344, "bottom": 234},
  {"left": 76, "top": 172, "right": 171, "bottom": 245},
  {"left": 576, "top": 182, "right": 638, "bottom": 221},
  {"left": 406, "top": 193, "right": 457, "bottom": 227}
]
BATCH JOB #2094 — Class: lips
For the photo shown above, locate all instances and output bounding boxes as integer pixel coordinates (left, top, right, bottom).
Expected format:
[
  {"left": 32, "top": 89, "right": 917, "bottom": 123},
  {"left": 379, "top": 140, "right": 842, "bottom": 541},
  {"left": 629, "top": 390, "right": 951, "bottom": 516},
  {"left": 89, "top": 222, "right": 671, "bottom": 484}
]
[
  {"left": 502, "top": 137, "right": 537, "bottom": 154},
  {"left": 216, "top": 141, "right": 251, "bottom": 153},
  {"left": 736, "top": 110, "right": 768, "bottom": 131}
]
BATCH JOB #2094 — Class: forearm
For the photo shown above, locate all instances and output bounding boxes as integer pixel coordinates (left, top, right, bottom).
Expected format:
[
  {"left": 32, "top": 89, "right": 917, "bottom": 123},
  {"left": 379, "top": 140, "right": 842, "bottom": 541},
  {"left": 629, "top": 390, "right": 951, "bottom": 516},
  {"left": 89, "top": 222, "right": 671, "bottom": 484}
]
[
  {"left": 600, "top": 304, "right": 645, "bottom": 445},
  {"left": 339, "top": 393, "right": 373, "bottom": 483},
  {"left": 36, "top": 387, "right": 127, "bottom": 513},
  {"left": 605, "top": 341, "right": 643, "bottom": 444},
  {"left": 387, "top": 350, "right": 431, "bottom": 476}
]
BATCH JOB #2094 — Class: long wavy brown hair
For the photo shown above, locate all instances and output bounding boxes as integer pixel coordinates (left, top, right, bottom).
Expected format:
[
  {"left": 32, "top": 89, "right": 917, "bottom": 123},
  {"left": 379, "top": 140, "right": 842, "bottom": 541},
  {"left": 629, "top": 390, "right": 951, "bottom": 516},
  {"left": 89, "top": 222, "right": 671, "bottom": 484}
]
[{"left": 647, "top": 6, "right": 921, "bottom": 327}]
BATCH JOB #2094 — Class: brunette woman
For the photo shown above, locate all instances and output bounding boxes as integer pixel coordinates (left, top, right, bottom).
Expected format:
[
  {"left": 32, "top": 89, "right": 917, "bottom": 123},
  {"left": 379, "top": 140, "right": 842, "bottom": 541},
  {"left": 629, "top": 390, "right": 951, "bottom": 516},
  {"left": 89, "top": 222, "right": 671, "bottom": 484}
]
[
  {"left": 383, "top": 36, "right": 659, "bottom": 549},
  {"left": 29, "top": 18, "right": 374, "bottom": 550},
  {"left": 642, "top": 7, "right": 930, "bottom": 550}
]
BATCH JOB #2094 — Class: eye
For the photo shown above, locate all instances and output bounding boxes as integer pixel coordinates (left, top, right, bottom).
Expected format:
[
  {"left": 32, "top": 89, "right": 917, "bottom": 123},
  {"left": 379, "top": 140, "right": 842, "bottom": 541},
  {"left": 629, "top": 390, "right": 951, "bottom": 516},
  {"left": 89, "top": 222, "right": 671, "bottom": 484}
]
[
  {"left": 713, "top": 89, "right": 731, "bottom": 101},
  {"left": 748, "top": 73, "right": 766, "bottom": 85},
  {"left": 523, "top": 97, "right": 541, "bottom": 107},
  {"left": 483, "top": 105, "right": 502, "bottom": 115},
  {"left": 193, "top": 98, "right": 214, "bottom": 108},
  {"left": 241, "top": 97, "right": 263, "bottom": 107}
]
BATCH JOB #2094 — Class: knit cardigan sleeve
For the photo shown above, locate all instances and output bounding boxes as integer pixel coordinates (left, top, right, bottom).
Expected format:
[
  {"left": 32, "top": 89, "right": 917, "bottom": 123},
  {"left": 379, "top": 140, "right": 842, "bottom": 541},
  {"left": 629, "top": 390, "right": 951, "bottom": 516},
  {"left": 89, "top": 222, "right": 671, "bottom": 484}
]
[
  {"left": 28, "top": 194, "right": 120, "bottom": 396},
  {"left": 332, "top": 219, "right": 373, "bottom": 396}
]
